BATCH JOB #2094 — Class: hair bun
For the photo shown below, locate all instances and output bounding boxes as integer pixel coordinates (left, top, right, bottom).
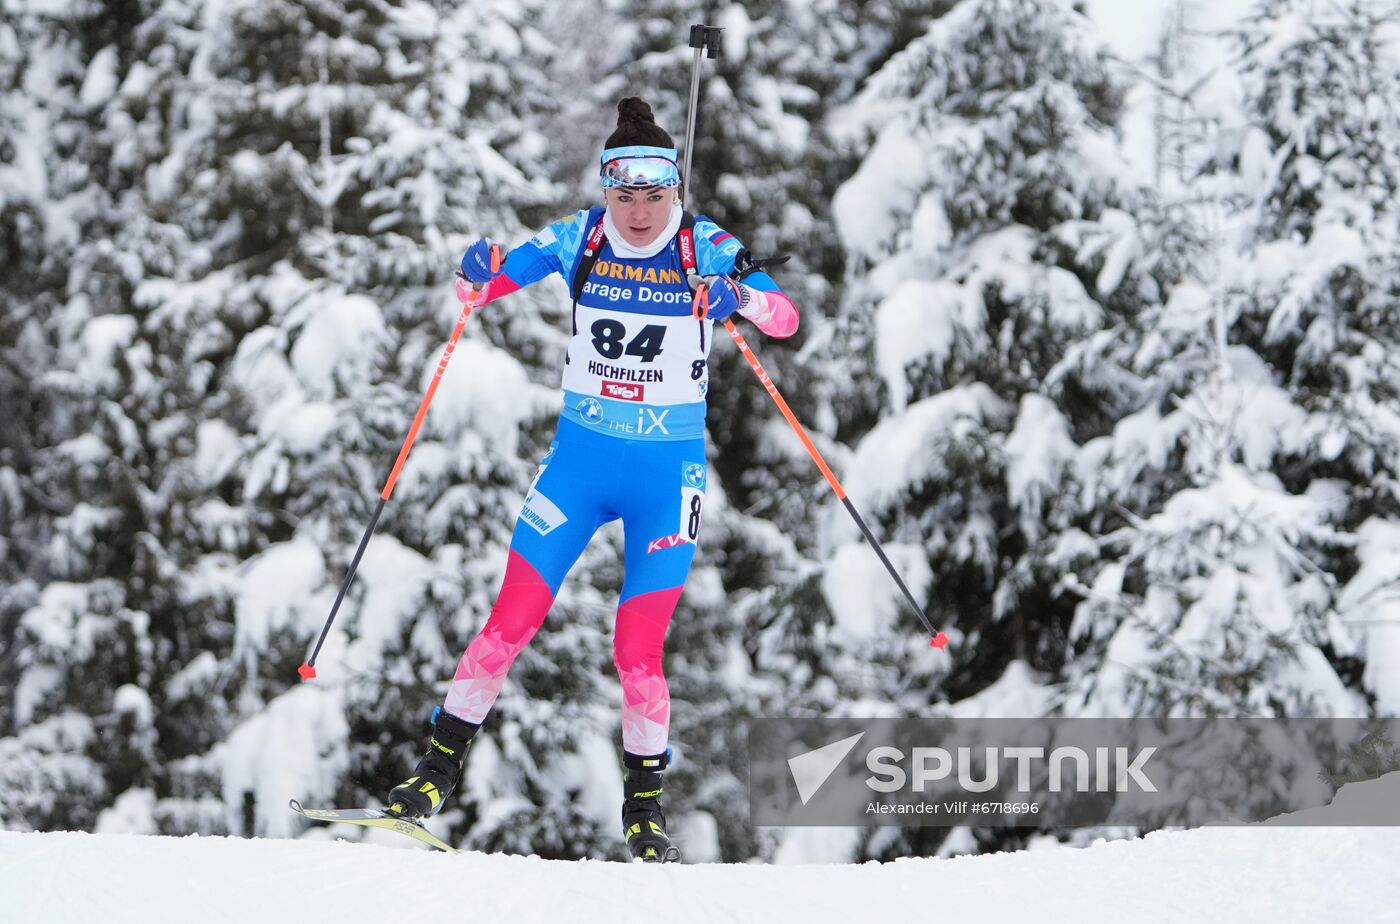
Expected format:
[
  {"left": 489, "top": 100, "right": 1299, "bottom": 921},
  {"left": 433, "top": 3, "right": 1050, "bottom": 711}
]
[
  {"left": 605, "top": 96, "right": 674, "bottom": 152},
  {"left": 616, "top": 97, "right": 656, "bottom": 127}
]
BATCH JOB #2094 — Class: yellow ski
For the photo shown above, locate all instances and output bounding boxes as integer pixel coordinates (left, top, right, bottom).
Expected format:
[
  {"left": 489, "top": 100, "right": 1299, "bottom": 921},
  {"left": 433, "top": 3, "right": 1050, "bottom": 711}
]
[{"left": 289, "top": 799, "right": 461, "bottom": 854}]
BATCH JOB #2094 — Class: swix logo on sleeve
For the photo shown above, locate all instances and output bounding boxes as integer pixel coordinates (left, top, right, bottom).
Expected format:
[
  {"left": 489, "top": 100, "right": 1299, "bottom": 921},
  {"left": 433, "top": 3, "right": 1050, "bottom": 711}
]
[
  {"left": 584, "top": 218, "right": 606, "bottom": 253},
  {"left": 678, "top": 230, "right": 696, "bottom": 269},
  {"left": 602, "top": 380, "right": 645, "bottom": 402}
]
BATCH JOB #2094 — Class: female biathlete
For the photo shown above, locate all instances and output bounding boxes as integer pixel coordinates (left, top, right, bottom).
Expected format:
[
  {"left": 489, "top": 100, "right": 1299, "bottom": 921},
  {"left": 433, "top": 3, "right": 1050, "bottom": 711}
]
[{"left": 387, "top": 97, "right": 799, "bottom": 862}]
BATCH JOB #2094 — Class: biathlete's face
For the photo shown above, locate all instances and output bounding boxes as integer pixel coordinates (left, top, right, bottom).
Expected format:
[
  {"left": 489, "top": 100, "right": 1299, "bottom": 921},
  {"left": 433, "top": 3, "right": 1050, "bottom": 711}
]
[{"left": 605, "top": 186, "right": 677, "bottom": 247}]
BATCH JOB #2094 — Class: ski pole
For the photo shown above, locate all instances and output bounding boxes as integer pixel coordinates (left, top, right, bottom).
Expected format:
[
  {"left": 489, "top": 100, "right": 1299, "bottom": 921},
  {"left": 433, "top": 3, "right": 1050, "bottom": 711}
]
[
  {"left": 298, "top": 246, "right": 502, "bottom": 681},
  {"left": 693, "top": 289, "right": 948, "bottom": 649},
  {"left": 681, "top": 24, "right": 722, "bottom": 204},
  {"left": 679, "top": 22, "right": 947, "bottom": 649}
]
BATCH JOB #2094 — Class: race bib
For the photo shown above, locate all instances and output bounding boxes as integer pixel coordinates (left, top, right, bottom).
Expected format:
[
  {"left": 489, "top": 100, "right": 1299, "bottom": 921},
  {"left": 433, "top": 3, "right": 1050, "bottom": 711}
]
[{"left": 562, "top": 305, "right": 712, "bottom": 406}]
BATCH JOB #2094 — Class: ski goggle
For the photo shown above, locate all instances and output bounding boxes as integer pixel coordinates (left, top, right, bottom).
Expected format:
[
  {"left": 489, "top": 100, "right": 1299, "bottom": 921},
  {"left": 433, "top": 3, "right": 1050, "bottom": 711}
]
[{"left": 600, "top": 145, "right": 681, "bottom": 189}]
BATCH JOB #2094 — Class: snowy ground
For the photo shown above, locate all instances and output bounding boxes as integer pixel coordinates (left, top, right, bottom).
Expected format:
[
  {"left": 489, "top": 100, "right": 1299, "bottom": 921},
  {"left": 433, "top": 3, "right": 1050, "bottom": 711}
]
[{"left": 4, "top": 776, "right": 1398, "bottom": 924}]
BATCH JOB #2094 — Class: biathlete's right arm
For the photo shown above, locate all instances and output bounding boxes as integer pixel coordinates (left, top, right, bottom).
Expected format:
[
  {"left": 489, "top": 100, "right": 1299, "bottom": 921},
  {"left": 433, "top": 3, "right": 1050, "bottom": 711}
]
[{"left": 454, "top": 211, "right": 592, "bottom": 306}]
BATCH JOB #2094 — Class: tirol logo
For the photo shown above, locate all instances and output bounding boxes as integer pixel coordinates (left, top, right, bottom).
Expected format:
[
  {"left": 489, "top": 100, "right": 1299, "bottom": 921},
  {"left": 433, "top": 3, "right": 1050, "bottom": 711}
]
[
  {"left": 576, "top": 397, "right": 605, "bottom": 424},
  {"left": 646, "top": 532, "right": 690, "bottom": 554},
  {"left": 602, "top": 380, "right": 645, "bottom": 402}
]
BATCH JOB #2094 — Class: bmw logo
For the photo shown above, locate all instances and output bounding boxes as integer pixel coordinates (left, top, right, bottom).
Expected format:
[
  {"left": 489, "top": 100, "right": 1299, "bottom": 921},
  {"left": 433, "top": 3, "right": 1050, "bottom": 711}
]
[
  {"left": 684, "top": 463, "right": 705, "bottom": 489},
  {"left": 577, "top": 398, "right": 604, "bottom": 424}
]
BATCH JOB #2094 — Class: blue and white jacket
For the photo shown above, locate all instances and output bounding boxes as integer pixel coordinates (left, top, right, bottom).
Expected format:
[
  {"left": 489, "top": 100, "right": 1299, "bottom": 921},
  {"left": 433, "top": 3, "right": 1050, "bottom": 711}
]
[{"left": 471, "top": 205, "right": 798, "bottom": 441}]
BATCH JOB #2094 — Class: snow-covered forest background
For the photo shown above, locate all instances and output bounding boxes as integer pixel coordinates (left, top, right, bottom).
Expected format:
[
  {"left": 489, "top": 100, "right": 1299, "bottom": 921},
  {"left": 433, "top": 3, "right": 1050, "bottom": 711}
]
[{"left": 3, "top": 0, "right": 1400, "bottom": 864}]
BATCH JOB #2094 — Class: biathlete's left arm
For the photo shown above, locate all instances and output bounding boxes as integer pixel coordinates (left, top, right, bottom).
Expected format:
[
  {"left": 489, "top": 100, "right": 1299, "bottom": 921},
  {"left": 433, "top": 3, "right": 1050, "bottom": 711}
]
[
  {"left": 454, "top": 210, "right": 594, "bottom": 307},
  {"left": 695, "top": 218, "right": 799, "bottom": 339}
]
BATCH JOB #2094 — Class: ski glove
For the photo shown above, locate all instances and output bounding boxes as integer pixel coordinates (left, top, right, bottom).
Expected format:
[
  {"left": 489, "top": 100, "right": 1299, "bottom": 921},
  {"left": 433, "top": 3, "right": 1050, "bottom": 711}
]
[
  {"left": 460, "top": 238, "right": 501, "bottom": 284},
  {"left": 699, "top": 274, "right": 745, "bottom": 322}
]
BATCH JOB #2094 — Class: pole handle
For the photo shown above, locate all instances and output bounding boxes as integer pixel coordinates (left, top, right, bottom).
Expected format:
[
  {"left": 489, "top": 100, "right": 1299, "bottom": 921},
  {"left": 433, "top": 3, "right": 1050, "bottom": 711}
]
[
  {"left": 682, "top": 24, "right": 722, "bottom": 203},
  {"left": 692, "top": 280, "right": 710, "bottom": 320},
  {"left": 688, "top": 24, "right": 723, "bottom": 56}
]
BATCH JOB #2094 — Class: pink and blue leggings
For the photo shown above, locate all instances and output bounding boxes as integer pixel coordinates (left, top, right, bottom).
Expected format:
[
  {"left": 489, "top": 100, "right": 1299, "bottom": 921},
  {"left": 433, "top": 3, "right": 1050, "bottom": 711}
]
[{"left": 442, "top": 418, "right": 705, "bottom": 757}]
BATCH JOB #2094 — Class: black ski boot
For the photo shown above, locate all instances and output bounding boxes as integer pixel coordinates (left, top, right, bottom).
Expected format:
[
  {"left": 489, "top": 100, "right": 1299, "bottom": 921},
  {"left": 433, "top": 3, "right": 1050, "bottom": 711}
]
[
  {"left": 622, "top": 749, "right": 681, "bottom": 863},
  {"left": 387, "top": 708, "right": 479, "bottom": 818}
]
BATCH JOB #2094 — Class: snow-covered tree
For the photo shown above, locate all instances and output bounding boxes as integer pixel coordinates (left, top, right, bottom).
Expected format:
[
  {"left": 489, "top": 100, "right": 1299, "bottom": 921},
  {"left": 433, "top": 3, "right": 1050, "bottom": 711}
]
[
  {"left": 10, "top": 0, "right": 1398, "bottom": 864},
  {"left": 1065, "top": 0, "right": 1400, "bottom": 719},
  {"left": 818, "top": 0, "right": 1146, "bottom": 705},
  {"left": 781, "top": 0, "right": 1162, "bottom": 859},
  {"left": 0, "top": 0, "right": 581, "bottom": 847}
]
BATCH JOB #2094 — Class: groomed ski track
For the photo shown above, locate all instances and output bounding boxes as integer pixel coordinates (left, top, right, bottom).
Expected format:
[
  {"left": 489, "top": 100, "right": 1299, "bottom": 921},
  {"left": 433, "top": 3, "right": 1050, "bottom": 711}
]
[{"left": 1, "top": 809, "right": 1395, "bottom": 924}]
